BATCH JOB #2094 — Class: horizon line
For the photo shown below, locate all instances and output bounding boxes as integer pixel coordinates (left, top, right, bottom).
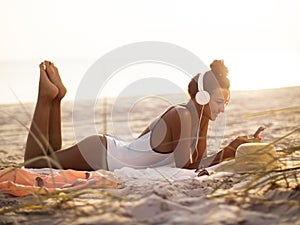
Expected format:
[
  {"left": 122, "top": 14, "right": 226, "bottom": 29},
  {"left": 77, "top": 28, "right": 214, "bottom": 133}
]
[{"left": 1, "top": 85, "right": 299, "bottom": 106}]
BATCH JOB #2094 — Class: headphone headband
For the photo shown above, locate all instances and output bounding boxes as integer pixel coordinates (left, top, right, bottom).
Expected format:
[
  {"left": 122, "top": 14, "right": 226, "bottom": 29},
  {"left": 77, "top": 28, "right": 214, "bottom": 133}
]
[
  {"left": 195, "top": 72, "right": 210, "bottom": 105},
  {"left": 198, "top": 73, "right": 205, "bottom": 92}
]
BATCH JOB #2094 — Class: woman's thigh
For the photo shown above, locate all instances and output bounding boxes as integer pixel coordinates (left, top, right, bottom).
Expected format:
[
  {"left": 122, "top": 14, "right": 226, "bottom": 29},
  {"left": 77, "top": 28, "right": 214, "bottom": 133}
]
[{"left": 50, "top": 135, "right": 108, "bottom": 171}]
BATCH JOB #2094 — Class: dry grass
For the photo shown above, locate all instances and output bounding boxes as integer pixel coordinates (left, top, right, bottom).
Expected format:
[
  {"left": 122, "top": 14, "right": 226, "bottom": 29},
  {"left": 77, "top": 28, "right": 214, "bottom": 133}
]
[{"left": 0, "top": 99, "right": 300, "bottom": 224}]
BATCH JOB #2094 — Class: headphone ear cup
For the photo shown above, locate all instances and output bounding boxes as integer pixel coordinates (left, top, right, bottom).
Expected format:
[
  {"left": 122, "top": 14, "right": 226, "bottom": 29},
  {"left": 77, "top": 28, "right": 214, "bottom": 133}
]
[{"left": 195, "top": 91, "right": 210, "bottom": 105}]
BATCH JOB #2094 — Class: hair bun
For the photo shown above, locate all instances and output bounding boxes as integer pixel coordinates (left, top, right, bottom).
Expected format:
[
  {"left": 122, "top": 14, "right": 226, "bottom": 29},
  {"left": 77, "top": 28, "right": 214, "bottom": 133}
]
[{"left": 210, "top": 59, "right": 228, "bottom": 76}]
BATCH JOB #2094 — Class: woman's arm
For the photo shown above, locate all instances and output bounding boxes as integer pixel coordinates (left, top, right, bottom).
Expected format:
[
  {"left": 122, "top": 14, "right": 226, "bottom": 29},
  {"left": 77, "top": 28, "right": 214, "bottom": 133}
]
[
  {"left": 198, "top": 146, "right": 235, "bottom": 168},
  {"left": 164, "top": 107, "right": 195, "bottom": 168},
  {"left": 198, "top": 136, "right": 261, "bottom": 168},
  {"left": 162, "top": 106, "right": 210, "bottom": 170}
]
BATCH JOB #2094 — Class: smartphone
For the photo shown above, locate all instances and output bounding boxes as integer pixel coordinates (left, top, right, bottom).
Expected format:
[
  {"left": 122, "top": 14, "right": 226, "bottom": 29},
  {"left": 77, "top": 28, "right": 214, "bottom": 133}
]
[{"left": 253, "top": 126, "right": 265, "bottom": 138}]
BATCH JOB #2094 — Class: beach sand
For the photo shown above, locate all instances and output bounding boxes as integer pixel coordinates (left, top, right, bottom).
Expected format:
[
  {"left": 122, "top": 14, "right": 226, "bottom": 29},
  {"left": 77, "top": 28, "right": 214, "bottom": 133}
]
[{"left": 0, "top": 86, "right": 300, "bottom": 224}]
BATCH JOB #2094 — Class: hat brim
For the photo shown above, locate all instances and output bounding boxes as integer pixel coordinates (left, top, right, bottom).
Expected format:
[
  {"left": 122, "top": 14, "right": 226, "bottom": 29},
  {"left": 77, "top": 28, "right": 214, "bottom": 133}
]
[{"left": 215, "top": 159, "right": 300, "bottom": 174}]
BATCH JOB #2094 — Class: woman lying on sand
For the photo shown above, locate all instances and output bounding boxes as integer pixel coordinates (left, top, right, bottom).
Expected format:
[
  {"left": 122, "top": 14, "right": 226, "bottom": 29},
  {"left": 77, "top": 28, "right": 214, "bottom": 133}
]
[{"left": 24, "top": 60, "right": 260, "bottom": 171}]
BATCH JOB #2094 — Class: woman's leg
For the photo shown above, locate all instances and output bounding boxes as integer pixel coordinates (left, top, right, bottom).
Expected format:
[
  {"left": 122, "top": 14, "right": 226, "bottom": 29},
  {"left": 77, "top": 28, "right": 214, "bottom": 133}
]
[
  {"left": 26, "top": 134, "right": 108, "bottom": 171},
  {"left": 45, "top": 61, "right": 67, "bottom": 151},
  {"left": 24, "top": 61, "right": 108, "bottom": 171},
  {"left": 24, "top": 62, "right": 59, "bottom": 165}
]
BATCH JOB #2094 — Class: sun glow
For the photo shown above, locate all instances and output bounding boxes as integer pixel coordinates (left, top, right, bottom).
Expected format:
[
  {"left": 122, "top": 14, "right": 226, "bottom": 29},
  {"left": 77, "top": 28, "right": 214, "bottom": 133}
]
[
  {"left": 0, "top": 0, "right": 300, "bottom": 103},
  {"left": 225, "top": 53, "right": 299, "bottom": 91}
]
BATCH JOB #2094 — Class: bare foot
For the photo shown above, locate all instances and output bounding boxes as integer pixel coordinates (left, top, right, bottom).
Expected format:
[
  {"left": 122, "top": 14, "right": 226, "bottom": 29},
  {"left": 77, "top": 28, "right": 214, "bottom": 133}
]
[
  {"left": 38, "top": 62, "right": 59, "bottom": 101},
  {"left": 44, "top": 61, "right": 67, "bottom": 100}
]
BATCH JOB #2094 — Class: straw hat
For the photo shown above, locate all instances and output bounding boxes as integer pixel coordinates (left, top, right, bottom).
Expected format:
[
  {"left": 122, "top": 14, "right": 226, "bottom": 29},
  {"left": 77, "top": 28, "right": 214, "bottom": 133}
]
[{"left": 216, "top": 143, "right": 287, "bottom": 173}]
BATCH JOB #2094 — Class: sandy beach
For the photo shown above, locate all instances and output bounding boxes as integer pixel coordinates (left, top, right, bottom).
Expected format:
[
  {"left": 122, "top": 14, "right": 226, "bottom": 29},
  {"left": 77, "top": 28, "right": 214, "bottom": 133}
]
[{"left": 0, "top": 86, "right": 300, "bottom": 224}]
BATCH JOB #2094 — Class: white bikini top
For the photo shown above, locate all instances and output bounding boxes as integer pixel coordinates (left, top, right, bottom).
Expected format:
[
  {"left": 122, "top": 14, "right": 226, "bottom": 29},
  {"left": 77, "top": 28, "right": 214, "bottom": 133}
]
[
  {"left": 107, "top": 104, "right": 202, "bottom": 170},
  {"left": 106, "top": 130, "right": 175, "bottom": 170}
]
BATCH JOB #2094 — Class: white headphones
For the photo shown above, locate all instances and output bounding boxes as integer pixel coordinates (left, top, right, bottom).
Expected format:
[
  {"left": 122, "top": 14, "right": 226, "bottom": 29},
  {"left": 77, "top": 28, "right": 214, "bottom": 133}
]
[{"left": 195, "top": 73, "right": 210, "bottom": 105}]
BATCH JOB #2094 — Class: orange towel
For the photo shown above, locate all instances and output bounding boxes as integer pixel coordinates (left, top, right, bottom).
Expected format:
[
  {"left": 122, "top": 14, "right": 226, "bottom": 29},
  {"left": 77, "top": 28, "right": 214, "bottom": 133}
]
[{"left": 0, "top": 167, "right": 118, "bottom": 197}]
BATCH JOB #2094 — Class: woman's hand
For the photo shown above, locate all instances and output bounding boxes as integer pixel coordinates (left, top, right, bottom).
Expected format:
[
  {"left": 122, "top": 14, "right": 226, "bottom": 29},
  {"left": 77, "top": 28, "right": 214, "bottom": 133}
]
[
  {"left": 226, "top": 136, "right": 261, "bottom": 152},
  {"left": 200, "top": 135, "right": 262, "bottom": 168}
]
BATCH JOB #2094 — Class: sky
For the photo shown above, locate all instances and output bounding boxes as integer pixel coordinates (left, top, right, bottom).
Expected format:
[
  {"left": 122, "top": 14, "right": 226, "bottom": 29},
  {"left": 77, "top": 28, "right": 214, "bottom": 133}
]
[{"left": 0, "top": 0, "right": 300, "bottom": 103}]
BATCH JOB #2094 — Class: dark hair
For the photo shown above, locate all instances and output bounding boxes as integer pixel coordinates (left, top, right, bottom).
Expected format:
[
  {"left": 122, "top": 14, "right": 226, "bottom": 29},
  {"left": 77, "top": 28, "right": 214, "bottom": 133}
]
[{"left": 188, "top": 59, "right": 230, "bottom": 99}]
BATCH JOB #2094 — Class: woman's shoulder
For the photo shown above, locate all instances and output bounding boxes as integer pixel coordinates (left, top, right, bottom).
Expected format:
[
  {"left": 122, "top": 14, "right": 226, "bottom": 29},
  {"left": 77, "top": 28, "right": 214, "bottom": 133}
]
[
  {"left": 163, "top": 104, "right": 191, "bottom": 120},
  {"left": 146, "top": 104, "right": 192, "bottom": 134}
]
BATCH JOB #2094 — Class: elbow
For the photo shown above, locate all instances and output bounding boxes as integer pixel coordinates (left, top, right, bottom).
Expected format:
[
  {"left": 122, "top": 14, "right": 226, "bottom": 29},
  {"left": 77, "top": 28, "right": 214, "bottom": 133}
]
[
  {"left": 182, "top": 165, "right": 194, "bottom": 170},
  {"left": 177, "top": 160, "right": 198, "bottom": 170}
]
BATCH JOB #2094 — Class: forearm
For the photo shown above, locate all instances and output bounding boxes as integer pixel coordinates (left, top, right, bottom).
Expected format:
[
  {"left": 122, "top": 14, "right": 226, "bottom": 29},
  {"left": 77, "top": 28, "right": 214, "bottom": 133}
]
[
  {"left": 199, "top": 137, "right": 248, "bottom": 168},
  {"left": 185, "top": 136, "right": 257, "bottom": 169},
  {"left": 182, "top": 146, "right": 236, "bottom": 169},
  {"left": 199, "top": 146, "right": 236, "bottom": 168}
]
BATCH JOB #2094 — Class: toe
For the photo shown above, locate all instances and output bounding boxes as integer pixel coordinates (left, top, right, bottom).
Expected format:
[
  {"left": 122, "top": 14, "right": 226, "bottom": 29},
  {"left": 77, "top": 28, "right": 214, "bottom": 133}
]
[
  {"left": 44, "top": 60, "right": 51, "bottom": 68},
  {"left": 53, "top": 65, "right": 59, "bottom": 74},
  {"left": 46, "top": 62, "right": 55, "bottom": 75},
  {"left": 40, "top": 62, "right": 46, "bottom": 71}
]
